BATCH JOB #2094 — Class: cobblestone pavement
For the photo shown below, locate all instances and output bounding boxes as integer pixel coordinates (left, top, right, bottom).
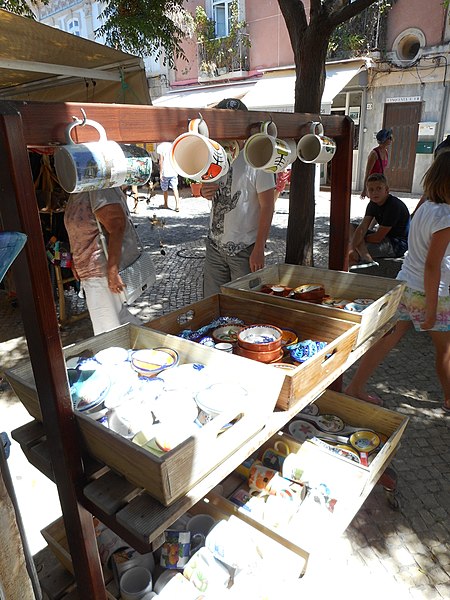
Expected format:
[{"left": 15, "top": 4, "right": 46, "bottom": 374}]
[{"left": 1, "top": 189, "right": 449, "bottom": 599}]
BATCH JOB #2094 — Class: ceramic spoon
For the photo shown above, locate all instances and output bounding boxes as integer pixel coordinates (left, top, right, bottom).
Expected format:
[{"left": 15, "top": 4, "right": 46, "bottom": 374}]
[
  {"left": 297, "top": 412, "right": 377, "bottom": 436},
  {"left": 288, "top": 419, "right": 381, "bottom": 453}
]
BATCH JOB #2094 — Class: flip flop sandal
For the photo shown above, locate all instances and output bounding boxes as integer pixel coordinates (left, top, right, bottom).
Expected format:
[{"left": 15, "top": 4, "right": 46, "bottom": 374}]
[
  {"left": 442, "top": 404, "right": 450, "bottom": 414},
  {"left": 366, "top": 393, "right": 383, "bottom": 406},
  {"left": 350, "top": 260, "right": 380, "bottom": 270}
]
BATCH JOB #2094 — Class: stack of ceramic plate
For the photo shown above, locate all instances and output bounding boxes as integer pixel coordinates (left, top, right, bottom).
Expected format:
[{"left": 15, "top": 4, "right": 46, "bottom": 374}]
[
  {"left": 68, "top": 368, "right": 111, "bottom": 413},
  {"left": 130, "top": 347, "right": 179, "bottom": 377},
  {"left": 235, "top": 324, "right": 284, "bottom": 363}
]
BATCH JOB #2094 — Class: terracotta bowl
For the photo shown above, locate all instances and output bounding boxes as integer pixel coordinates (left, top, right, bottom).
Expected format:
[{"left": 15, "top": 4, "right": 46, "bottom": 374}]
[
  {"left": 237, "top": 324, "right": 283, "bottom": 352},
  {"left": 235, "top": 344, "right": 284, "bottom": 363},
  {"left": 293, "top": 283, "right": 325, "bottom": 303}
]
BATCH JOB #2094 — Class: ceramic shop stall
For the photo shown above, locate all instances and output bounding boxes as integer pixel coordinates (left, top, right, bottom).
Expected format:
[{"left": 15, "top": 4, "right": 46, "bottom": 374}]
[{"left": 0, "top": 100, "right": 403, "bottom": 598}]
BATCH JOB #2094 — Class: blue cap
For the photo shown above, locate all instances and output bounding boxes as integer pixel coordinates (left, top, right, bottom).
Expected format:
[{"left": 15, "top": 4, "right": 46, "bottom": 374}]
[{"left": 376, "top": 128, "right": 393, "bottom": 143}]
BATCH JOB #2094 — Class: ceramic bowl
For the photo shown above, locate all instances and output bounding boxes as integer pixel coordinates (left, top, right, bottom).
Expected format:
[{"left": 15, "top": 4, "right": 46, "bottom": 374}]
[
  {"left": 292, "top": 283, "right": 325, "bottom": 303},
  {"left": 237, "top": 324, "right": 283, "bottom": 352},
  {"left": 131, "top": 347, "right": 179, "bottom": 376},
  {"left": 235, "top": 344, "right": 284, "bottom": 363},
  {"left": 195, "top": 382, "right": 247, "bottom": 418},
  {"left": 280, "top": 328, "right": 298, "bottom": 347},
  {"left": 94, "top": 346, "right": 129, "bottom": 366},
  {"left": 212, "top": 324, "right": 244, "bottom": 344}
]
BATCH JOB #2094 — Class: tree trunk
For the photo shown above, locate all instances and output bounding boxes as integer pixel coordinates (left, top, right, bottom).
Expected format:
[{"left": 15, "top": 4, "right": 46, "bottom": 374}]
[
  {"left": 285, "top": 20, "right": 331, "bottom": 265},
  {"left": 279, "top": 0, "right": 379, "bottom": 265}
]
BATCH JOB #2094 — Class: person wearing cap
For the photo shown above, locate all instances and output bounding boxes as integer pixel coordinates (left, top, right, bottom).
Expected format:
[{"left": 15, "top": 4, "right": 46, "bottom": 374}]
[
  {"left": 201, "top": 98, "right": 276, "bottom": 297},
  {"left": 361, "top": 128, "right": 393, "bottom": 199}
]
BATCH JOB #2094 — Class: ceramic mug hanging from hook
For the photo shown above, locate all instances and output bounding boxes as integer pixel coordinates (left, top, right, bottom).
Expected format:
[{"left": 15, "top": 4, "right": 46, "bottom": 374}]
[
  {"left": 296, "top": 121, "right": 336, "bottom": 164},
  {"left": 170, "top": 117, "right": 229, "bottom": 183},
  {"left": 243, "top": 121, "right": 297, "bottom": 173},
  {"left": 54, "top": 117, "right": 152, "bottom": 193}
]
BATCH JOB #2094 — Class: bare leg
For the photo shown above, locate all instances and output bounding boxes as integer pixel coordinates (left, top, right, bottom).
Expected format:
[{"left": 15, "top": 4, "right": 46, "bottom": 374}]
[
  {"left": 428, "top": 331, "right": 450, "bottom": 410},
  {"left": 173, "top": 186, "right": 180, "bottom": 211},
  {"left": 163, "top": 190, "right": 169, "bottom": 209},
  {"left": 345, "top": 321, "right": 412, "bottom": 403}
]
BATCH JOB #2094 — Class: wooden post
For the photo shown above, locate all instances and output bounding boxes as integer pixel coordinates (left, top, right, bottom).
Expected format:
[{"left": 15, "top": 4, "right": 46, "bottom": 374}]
[
  {"left": 0, "top": 102, "right": 107, "bottom": 599},
  {"left": 329, "top": 116, "right": 354, "bottom": 271}
]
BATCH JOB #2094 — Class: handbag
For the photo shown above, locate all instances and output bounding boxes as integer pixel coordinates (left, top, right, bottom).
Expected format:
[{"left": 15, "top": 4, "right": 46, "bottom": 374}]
[{"left": 92, "top": 196, "right": 156, "bottom": 305}]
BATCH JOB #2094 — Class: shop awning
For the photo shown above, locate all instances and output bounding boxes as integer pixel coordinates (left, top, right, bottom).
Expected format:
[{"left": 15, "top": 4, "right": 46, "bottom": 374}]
[
  {"left": 153, "top": 81, "right": 257, "bottom": 108},
  {"left": 241, "top": 58, "right": 368, "bottom": 112},
  {"left": 0, "top": 9, "right": 150, "bottom": 104}
]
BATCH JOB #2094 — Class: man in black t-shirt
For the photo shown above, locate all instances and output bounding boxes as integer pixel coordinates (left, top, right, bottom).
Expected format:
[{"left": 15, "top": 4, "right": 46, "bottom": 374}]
[{"left": 349, "top": 173, "right": 410, "bottom": 270}]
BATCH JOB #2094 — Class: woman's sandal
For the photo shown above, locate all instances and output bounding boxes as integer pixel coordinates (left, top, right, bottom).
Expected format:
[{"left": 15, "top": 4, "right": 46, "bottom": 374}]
[{"left": 442, "top": 404, "right": 450, "bottom": 414}]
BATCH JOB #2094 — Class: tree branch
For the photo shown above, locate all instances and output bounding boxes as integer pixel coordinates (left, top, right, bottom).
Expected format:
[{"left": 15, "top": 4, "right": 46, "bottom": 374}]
[
  {"left": 326, "top": 0, "right": 379, "bottom": 29},
  {"left": 278, "top": 0, "right": 308, "bottom": 34}
]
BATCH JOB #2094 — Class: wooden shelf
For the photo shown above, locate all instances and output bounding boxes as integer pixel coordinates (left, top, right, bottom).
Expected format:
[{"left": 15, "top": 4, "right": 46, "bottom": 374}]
[{"left": 0, "top": 100, "right": 355, "bottom": 598}]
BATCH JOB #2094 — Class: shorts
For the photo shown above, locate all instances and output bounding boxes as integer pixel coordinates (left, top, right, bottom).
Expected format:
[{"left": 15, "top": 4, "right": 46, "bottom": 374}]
[
  {"left": 397, "top": 287, "right": 450, "bottom": 332},
  {"left": 366, "top": 236, "right": 407, "bottom": 259},
  {"left": 160, "top": 175, "right": 178, "bottom": 192}
]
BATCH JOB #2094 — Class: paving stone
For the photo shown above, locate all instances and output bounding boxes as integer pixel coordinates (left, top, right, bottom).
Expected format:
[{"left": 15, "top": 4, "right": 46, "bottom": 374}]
[{"left": 409, "top": 584, "right": 444, "bottom": 599}]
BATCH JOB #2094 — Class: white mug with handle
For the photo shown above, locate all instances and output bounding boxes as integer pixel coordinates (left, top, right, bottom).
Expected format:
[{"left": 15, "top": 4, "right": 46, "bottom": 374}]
[
  {"left": 243, "top": 120, "right": 297, "bottom": 173},
  {"left": 296, "top": 121, "right": 336, "bottom": 164},
  {"left": 171, "top": 118, "right": 229, "bottom": 183}
]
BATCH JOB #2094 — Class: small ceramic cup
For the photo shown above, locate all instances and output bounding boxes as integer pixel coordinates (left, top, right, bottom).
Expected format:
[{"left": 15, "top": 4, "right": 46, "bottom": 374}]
[
  {"left": 243, "top": 121, "right": 297, "bottom": 173},
  {"left": 119, "top": 566, "right": 152, "bottom": 600},
  {"left": 214, "top": 342, "right": 233, "bottom": 353},
  {"left": 171, "top": 118, "right": 229, "bottom": 183},
  {"left": 297, "top": 121, "right": 336, "bottom": 164}
]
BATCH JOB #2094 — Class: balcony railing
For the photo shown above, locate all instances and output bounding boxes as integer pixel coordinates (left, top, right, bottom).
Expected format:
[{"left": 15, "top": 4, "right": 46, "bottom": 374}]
[{"left": 197, "top": 32, "right": 250, "bottom": 79}]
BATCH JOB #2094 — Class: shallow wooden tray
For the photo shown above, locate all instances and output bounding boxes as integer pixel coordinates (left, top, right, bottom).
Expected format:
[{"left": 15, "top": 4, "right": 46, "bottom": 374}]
[{"left": 221, "top": 264, "right": 405, "bottom": 348}]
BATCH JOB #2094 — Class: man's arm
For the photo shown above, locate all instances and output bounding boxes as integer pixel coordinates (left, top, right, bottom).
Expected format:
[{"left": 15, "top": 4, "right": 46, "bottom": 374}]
[
  {"left": 351, "top": 215, "right": 374, "bottom": 250},
  {"left": 249, "top": 188, "right": 275, "bottom": 272},
  {"left": 96, "top": 203, "right": 126, "bottom": 294},
  {"left": 365, "top": 224, "right": 392, "bottom": 244}
]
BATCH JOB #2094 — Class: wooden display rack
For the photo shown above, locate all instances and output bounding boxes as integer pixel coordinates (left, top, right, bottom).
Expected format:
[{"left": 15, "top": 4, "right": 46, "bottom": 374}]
[{"left": 0, "top": 100, "right": 356, "bottom": 598}]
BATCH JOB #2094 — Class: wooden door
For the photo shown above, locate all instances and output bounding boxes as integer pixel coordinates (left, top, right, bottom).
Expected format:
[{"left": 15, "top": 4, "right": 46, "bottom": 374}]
[{"left": 383, "top": 102, "right": 422, "bottom": 192}]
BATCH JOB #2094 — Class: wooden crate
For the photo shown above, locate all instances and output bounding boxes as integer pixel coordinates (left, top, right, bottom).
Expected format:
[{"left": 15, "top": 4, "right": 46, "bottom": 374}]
[
  {"left": 146, "top": 294, "right": 360, "bottom": 411},
  {"left": 221, "top": 264, "right": 405, "bottom": 348},
  {"left": 188, "top": 493, "right": 310, "bottom": 579},
  {"left": 211, "top": 389, "right": 408, "bottom": 550},
  {"left": 5, "top": 324, "right": 284, "bottom": 506},
  {"left": 40, "top": 517, "right": 116, "bottom": 598}
]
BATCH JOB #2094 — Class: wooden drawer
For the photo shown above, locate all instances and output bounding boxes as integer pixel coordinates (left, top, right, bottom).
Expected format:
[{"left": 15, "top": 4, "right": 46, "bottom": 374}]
[
  {"left": 146, "top": 294, "right": 359, "bottom": 411},
  {"left": 221, "top": 264, "right": 405, "bottom": 348},
  {"left": 212, "top": 389, "right": 408, "bottom": 551},
  {"left": 5, "top": 324, "right": 283, "bottom": 507},
  {"left": 187, "top": 493, "right": 310, "bottom": 579}
]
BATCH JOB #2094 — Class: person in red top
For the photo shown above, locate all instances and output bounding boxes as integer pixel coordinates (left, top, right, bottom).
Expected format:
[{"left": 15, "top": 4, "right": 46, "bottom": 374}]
[{"left": 360, "top": 128, "right": 393, "bottom": 199}]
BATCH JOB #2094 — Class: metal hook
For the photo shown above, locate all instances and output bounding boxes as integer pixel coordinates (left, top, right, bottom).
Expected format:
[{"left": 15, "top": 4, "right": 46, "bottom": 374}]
[{"left": 71, "top": 108, "right": 87, "bottom": 126}]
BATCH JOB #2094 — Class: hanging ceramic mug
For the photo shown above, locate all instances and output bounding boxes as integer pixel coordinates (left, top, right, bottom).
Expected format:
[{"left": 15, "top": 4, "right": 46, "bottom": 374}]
[
  {"left": 171, "top": 118, "right": 229, "bottom": 183},
  {"left": 243, "top": 121, "right": 297, "bottom": 173},
  {"left": 296, "top": 121, "right": 336, "bottom": 164},
  {"left": 54, "top": 118, "right": 152, "bottom": 193}
]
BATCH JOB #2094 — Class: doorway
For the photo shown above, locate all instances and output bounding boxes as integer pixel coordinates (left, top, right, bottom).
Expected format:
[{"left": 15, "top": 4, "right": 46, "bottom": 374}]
[{"left": 383, "top": 102, "right": 421, "bottom": 192}]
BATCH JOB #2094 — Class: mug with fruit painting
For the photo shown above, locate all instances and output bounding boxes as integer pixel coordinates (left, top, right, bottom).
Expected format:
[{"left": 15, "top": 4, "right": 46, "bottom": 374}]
[{"left": 160, "top": 529, "right": 191, "bottom": 569}]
